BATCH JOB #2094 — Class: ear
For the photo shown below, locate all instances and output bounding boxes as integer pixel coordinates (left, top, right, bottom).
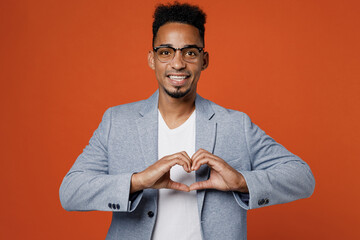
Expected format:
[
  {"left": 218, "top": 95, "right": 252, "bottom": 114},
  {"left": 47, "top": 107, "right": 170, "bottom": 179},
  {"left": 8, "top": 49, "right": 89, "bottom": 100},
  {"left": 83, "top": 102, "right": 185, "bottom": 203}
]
[
  {"left": 201, "top": 51, "right": 209, "bottom": 70},
  {"left": 148, "top": 50, "right": 155, "bottom": 70}
]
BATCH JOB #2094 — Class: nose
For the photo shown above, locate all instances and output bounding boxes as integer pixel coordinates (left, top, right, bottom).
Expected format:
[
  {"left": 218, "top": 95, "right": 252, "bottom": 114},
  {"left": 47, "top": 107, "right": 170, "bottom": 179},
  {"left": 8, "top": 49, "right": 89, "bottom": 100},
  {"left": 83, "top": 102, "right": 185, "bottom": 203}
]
[{"left": 170, "top": 50, "right": 186, "bottom": 70}]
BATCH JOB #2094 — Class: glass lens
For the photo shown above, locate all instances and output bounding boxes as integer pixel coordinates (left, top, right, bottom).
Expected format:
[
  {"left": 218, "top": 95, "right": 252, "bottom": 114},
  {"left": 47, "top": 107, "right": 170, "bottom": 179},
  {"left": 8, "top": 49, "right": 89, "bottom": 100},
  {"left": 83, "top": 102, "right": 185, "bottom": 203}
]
[
  {"left": 182, "top": 48, "right": 200, "bottom": 62},
  {"left": 156, "top": 47, "right": 175, "bottom": 62},
  {"left": 155, "top": 47, "right": 201, "bottom": 62}
]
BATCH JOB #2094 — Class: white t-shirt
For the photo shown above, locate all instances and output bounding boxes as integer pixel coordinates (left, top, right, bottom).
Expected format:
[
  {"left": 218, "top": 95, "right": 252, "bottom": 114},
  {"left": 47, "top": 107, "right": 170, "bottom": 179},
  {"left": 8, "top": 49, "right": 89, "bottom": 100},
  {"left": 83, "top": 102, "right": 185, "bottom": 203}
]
[{"left": 152, "top": 110, "right": 202, "bottom": 240}]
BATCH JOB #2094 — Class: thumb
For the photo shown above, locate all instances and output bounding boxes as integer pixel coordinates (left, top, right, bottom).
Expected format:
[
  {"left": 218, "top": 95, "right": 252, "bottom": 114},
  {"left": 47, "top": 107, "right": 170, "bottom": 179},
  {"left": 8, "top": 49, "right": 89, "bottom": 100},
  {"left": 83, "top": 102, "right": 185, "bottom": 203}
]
[
  {"left": 189, "top": 180, "right": 213, "bottom": 191},
  {"left": 166, "top": 180, "right": 190, "bottom": 192}
]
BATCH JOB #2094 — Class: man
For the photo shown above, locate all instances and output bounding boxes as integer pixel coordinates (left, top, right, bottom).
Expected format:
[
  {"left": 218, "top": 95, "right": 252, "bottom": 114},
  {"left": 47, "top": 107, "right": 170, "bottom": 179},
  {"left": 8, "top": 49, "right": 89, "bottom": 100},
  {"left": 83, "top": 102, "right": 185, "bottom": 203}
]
[{"left": 60, "top": 2, "right": 315, "bottom": 240}]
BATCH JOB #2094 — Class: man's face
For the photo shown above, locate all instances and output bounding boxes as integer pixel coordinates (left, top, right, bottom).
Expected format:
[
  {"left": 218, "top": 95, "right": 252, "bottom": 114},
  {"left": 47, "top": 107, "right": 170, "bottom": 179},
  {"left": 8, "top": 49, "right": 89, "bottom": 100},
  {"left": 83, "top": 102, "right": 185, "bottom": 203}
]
[{"left": 148, "top": 22, "right": 208, "bottom": 99}]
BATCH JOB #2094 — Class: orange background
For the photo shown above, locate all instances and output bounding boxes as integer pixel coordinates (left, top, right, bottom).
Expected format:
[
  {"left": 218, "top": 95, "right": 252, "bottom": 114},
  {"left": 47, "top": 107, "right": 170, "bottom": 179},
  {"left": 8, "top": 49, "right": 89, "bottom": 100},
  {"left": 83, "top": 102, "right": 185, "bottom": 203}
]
[{"left": 1, "top": 0, "right": 359, "bottom": 239}]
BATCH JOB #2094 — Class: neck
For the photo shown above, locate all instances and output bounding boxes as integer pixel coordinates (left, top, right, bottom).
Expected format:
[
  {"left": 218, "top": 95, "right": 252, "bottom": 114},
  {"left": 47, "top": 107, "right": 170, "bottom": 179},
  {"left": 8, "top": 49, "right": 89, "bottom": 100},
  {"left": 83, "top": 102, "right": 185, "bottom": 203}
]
[{"left": 158, "top": 88, "right": 196, "bottom": 129}]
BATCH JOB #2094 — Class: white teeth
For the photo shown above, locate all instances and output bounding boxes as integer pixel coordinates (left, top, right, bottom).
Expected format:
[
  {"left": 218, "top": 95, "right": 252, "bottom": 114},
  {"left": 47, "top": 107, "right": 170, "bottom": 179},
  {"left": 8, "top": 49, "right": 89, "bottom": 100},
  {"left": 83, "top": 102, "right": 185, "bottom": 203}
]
[{"left": 169, "top": 75, "right": 187, "bottom": 80}]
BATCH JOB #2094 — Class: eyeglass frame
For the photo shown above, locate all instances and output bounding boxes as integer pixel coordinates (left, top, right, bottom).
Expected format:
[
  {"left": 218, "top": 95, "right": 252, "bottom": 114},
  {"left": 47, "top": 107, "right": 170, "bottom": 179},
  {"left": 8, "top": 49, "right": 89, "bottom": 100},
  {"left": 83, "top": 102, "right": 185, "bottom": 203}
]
[{"left": 153, "top": 45, "right": 205, "bottom": 63}]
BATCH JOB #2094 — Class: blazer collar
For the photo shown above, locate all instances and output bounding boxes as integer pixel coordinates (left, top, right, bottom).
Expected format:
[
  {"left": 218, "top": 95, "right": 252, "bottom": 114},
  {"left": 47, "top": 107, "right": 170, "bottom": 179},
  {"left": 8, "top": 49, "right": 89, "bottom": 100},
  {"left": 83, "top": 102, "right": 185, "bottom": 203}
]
[
  {"left": 138, "top": 90, "right": 159, "bottom": 117},
  {"left": 138, "top": 90, "right": 215, "bottom": 120}
]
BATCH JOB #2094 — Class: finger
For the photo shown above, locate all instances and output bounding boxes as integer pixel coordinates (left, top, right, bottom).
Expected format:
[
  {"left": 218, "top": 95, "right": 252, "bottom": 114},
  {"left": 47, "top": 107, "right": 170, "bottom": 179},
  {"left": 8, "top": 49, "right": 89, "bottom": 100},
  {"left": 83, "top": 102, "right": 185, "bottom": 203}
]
[
  {"left": 180, "top": 151, "right": 192, "bottom": 164},
  {"left": 161, "top": 154, "right": 187, "bottom": 171},
  {"left": 171, "top": 153, "right": 192, "bottom": 172},
  {"left": 192, "top": 151, "right": 217, "bottom": 164},
  {"left": 167, "top": 180, "right": 190, "bottom": 192},
  {"left": 189, "top": 180, "right": 213, "bottom": 191},
  {"left": 191, "top": 151, "right": 207, "bottom": 169},
  {"left": 167, "top": 157, "right": 191, "bottom": 172},
  {"left": 155, "top": 156, "right": 190, "bottom": 174},
  {"left": 191, "top": 151, "right": 211, "bottom": 167},
  {"left": 177, "top": 151, "right": 192, "bottom": 169},
  {"left": 192, "top": 157, "right": 222, "bottom": 171},
  {"left": 191, "top": 148, "right": 208, "bottom": 161}
]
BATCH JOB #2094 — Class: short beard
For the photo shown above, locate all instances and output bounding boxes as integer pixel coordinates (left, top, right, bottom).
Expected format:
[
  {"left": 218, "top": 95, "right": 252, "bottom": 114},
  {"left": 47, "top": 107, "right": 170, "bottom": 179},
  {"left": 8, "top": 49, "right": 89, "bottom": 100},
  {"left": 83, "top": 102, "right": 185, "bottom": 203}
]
[{"left": 164, "top": 87, "right": 191, "bottom": 99}]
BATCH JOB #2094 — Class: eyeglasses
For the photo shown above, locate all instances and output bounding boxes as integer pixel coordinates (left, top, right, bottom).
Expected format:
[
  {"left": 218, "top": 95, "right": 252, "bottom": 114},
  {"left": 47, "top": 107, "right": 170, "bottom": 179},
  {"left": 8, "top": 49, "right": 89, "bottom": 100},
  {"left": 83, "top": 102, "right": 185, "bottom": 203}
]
[{"left": 153, "top": 45, "right": 204, "bottom": 63}]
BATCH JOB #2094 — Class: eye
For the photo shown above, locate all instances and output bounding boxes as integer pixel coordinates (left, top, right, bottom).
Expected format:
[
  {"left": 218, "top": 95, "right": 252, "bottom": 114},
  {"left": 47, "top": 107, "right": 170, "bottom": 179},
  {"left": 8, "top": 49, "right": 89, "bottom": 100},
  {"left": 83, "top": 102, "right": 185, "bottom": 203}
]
[
  {"left": 184, "top": 48, "right": 198, "bottom": 57},
  {"left": 158, "top": 48, "right": 173, "bottom": 56},
  {"left": 160, "top": 51, "right": 170, "bottom": 55}
]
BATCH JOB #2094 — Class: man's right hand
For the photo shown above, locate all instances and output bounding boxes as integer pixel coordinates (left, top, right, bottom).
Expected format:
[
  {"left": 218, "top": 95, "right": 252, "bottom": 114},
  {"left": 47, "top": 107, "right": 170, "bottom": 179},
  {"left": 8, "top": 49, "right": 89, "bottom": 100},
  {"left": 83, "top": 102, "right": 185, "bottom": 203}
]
[{"left": 130, "top": 152, "right": 192, "bottom": 193}]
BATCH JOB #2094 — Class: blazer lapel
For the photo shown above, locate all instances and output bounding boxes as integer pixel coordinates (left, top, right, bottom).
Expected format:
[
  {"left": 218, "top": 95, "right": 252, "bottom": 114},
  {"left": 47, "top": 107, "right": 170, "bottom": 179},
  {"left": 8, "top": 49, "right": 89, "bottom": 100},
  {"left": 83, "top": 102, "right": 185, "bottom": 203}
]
[
  {"left": 195, "top": 94, "right": 217, "bottom": 217},
  {"left": 136, "top": 91, "right": 159, "bottom": 167}
]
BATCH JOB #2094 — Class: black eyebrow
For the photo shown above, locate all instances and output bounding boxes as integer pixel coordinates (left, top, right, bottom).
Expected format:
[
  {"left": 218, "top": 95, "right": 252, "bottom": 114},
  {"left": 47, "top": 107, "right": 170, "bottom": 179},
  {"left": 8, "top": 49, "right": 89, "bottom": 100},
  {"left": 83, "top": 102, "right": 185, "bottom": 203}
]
[
  {"left": 156, "top": 44, "right": 203, "bottom": 48},
  {"left": 183, "top": 44, "right": 202, "bottom": 48},
  {"left": 158, "top": 44, "right": 173, "bottom": 47}
]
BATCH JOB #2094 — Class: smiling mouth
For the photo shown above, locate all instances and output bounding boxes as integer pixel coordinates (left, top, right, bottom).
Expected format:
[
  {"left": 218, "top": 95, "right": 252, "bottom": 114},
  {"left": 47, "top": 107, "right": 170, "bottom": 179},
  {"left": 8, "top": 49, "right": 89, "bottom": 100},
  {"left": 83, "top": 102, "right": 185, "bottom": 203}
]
[
  {"left": 168, "top": 75, "right": 188, "bottom": 80},
  {"left": 166, "top": 74, "right": 190, "bottom": 86}
]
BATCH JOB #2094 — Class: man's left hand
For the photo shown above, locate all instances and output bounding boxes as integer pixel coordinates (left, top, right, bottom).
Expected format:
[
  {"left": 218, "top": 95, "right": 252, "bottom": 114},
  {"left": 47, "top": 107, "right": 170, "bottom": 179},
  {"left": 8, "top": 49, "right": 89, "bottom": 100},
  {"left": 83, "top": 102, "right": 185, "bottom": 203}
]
[{"left": 189, "top": 149, "right": 249, "bottom": 193}]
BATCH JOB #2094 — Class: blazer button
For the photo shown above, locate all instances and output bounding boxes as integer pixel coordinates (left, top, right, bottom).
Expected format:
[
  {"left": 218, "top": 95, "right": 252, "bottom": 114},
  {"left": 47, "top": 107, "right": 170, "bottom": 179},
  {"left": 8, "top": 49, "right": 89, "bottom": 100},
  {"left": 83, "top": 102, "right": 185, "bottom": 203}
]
[
  {"left": 116, "top": 204, "right": 120, "bottom": 210},
  {"left": 148, "top": 211, "right": 154, "bottom": 218},
  {"left": 264, "top": 198, "right": 269, "bottom": 204},
  {"left": 112, "top": 203, "right": 116, "bottom": 209},
  {"left": 258, "top": 199, "right": 265, "bottom": 206},
  {"left": 108, "top": 203, "right": 112, "bottom": 209}
]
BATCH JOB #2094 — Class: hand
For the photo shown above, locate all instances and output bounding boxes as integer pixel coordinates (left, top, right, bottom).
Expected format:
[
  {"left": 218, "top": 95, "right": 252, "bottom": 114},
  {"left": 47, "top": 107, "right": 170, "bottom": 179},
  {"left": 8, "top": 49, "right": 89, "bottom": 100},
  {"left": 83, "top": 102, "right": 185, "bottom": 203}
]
[
  {"left": 189, "top": 149, "right": 248, "bottom": 193},
  {"left": 131, "top": 152, "right": 192, "bottom": 193}
]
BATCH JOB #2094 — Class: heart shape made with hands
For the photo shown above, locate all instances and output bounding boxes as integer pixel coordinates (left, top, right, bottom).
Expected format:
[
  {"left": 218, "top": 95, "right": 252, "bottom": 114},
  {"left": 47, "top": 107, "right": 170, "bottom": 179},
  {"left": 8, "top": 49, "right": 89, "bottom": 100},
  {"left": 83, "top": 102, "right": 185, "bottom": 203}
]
[
  {"left": 166, "top": 161, "right": 225, "bottom": 192},
  {"left": 132, "top": 149, "right": 246, "bottom": 193},
  {"left": 154, "top": 149, "right": 245, "bottom": 192},
  {"left": 168, "top": 164, "right": 197, "bottom": 187}
]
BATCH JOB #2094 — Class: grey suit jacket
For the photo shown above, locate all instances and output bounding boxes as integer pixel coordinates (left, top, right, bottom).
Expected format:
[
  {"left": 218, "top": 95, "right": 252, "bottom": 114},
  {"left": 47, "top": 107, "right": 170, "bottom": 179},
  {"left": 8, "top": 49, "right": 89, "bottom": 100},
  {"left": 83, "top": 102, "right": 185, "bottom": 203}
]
[{"left": 59, "top": 90, "right": 315, "bottom": 240}]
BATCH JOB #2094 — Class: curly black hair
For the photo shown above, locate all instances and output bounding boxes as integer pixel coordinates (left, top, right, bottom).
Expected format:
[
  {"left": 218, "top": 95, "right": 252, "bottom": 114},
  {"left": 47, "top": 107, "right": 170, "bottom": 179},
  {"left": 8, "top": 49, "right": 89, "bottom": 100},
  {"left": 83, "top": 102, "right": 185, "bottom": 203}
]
[{"left": 152, "top": 1, "right": 207, "bottom": 46}]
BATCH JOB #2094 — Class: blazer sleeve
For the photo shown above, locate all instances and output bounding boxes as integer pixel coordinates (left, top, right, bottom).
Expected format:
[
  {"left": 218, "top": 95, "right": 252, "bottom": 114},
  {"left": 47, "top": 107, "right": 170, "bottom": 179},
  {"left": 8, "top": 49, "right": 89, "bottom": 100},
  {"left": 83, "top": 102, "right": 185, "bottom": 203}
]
[
  {"left": 59, "top": 108, "right": 143, "bottom": 212},
  {"left": 233, "top": 113, "right": 315, "bottom": 210}
]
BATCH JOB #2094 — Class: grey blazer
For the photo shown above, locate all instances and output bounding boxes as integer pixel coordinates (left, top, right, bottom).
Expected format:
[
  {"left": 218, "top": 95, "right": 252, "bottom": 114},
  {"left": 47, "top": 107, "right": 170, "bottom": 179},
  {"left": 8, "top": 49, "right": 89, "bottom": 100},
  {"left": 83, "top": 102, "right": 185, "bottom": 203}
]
[{"left": 59, "top": 90, "right": 315, "bottom": 240}]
